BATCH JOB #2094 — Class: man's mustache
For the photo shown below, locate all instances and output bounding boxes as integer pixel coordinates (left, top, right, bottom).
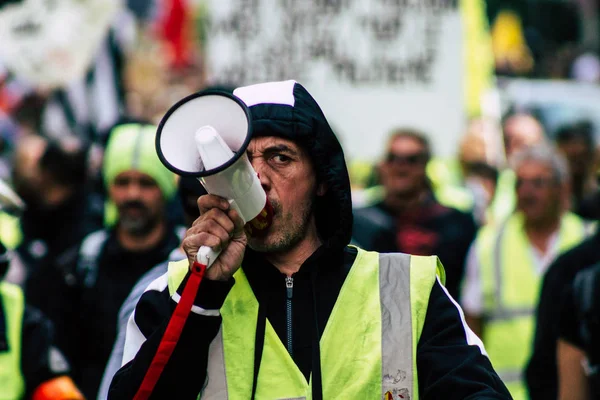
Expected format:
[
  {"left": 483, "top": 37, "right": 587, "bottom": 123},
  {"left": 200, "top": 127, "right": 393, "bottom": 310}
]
[
  {"left": 119, "top": 201, "right": 148, "bottom": 212},
  {"left": 267, "top": 198, "right": 280, "bottom": 216}
]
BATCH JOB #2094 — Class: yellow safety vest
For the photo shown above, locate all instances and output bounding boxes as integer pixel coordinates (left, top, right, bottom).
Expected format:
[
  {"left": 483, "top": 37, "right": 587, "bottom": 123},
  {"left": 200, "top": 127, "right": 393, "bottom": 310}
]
[
  {"left": 0, "top": 281, "right": 26, "bottom": 399},
  {"left": 167, "top": 248, "right": 445, "bottom": 399},
  {"left": 0, "top": 212, "right": 22, "bottom": 250},
  {"left": 476, "top": 211, "right": 587, "bottom": 399},
  {"left": 486, "top": 169, "right": 516, "bottom": 227}
]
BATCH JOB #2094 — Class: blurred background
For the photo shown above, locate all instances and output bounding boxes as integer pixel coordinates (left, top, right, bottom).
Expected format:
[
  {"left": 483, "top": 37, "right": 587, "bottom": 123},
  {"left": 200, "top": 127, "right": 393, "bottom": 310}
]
[
  {"left": 1, "top": 2, "right": 599, "bottom": 400},
  {"left": 1, "top": 0, "right": 599, "bottom": 192}
]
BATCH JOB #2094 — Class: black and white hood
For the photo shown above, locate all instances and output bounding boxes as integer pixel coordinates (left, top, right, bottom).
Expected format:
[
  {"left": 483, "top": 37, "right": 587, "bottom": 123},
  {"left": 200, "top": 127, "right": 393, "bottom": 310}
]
[{"left": 233, "top": 80, "right": 353, "bottom": 251}]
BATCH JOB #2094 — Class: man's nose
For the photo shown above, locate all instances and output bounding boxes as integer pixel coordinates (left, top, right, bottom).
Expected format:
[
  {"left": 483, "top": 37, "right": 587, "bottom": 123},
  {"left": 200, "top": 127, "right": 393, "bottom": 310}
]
[
  {"left": 124, "top": 182, "right": 143, "bottom": 198},
  {"left": 251, "top": 160, "right": 271, "bottom": 191}
]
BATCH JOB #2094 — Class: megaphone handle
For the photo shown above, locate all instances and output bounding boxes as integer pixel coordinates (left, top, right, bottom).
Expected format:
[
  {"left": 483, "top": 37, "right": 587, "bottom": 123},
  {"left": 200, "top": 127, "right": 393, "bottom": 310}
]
[{"left": 197, "top": 245, "right": 221, "bottom": 268}]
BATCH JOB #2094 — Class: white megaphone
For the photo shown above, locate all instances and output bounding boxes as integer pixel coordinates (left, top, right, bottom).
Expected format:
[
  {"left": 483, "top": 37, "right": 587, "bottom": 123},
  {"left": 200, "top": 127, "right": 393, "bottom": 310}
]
[{"left": 156, "top": 90, "right": 273, "bottom": 268}]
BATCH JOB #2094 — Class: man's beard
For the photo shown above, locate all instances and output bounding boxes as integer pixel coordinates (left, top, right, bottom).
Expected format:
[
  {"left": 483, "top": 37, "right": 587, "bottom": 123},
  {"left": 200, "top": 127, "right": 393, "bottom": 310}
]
[
  {"left": 117, "top": 202, "right": 160, "bottom": 237},
  {"left": 248, "top": 197, "right": 315, "bottom": 254}
]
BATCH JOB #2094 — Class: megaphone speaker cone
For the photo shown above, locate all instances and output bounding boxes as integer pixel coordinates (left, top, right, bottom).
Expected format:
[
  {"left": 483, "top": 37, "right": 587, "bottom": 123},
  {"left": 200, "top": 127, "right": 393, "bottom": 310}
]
[{"left": 156, "top": 91, "right": 252, "bottom": 177}]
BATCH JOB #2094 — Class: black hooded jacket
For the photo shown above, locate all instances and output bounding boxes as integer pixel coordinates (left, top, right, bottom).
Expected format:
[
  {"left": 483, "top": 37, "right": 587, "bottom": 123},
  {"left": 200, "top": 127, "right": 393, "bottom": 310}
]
[
  {"left": 526, "top": 227, "right": 600, "bottom": 399},
  {"left": 108, "top": 81, "right": 510, "bottom": 399}
]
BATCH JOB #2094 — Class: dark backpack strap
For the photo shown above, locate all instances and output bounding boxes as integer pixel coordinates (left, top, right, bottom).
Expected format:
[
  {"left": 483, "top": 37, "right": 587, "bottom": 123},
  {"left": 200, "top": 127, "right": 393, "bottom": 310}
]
[
  {"left": 76, "top": 230, "right": 109, "bottom": 288},
  {"left": 572, "top": 262, "right": 600, "bottom": 397}
]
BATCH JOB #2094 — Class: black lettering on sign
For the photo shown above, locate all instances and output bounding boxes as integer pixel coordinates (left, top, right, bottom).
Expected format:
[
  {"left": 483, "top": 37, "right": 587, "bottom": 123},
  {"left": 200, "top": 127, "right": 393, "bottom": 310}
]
[{"left": 206, "top": 0, "right": 458, "bottom": 86}]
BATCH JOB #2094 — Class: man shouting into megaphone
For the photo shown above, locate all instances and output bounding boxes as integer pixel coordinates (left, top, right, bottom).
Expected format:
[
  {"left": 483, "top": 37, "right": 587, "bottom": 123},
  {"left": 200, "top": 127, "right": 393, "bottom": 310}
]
[{"left": 108, "top": 80, "right": 511, "bottom": 400}]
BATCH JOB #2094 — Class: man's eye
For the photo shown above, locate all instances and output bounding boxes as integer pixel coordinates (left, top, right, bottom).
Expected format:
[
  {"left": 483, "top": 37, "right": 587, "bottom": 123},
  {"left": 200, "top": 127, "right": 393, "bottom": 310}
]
[
  {"left": 113, "top": 178, "right": 130, "bottom": 187},
  {"left": 139, "top": 179, "right": 158, "bottom": 188},
  {"left": 271, "top": 154, "right": 291, "bottom": 163}
]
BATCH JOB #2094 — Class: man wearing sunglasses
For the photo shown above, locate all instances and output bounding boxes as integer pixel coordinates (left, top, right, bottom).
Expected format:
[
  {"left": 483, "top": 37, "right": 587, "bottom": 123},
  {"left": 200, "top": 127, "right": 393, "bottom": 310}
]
[
  {"left": 461, "top": 144, "right": 591, "bottom": 400},
  {"left": 352, "top": 129, "right": 478, "bottom": 302}
]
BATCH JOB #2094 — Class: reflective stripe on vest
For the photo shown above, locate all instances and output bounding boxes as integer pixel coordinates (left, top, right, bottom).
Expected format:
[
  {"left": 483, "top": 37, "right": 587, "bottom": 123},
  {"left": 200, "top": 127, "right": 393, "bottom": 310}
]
[
  {"left": 477, "top": 211, "right": 586, "bottom": 399},
  {"left": 0, "top": 281, "right": 25, "bottom": 398},
  {"left": 166, "top": 248, "right": 443, "bottom": 399},
  {"left": 487, "top": 169, "right": 516, "bottom": 227}
]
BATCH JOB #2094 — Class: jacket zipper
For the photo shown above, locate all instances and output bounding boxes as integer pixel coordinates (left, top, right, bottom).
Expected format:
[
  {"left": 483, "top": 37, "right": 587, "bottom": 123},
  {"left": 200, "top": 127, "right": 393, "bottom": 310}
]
[{"left": 285, "top": 275, "right": 294, "bottom": 357}]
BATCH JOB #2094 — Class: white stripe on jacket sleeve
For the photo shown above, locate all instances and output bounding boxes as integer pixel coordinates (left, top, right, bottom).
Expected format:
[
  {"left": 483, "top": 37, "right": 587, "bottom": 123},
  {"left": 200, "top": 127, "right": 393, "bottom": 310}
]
[
  {"left": 121, "top": 273, "right": 169, "bottom": 365},
  {"left": 437, "top": 276, "right": 488, "bottom": 357}
]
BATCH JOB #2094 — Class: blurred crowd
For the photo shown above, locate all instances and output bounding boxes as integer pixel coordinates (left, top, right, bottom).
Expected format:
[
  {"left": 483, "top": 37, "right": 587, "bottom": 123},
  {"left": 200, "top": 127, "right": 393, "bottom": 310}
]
[{"left": 0, "top": 0, "right": 599, "bottom": 400}]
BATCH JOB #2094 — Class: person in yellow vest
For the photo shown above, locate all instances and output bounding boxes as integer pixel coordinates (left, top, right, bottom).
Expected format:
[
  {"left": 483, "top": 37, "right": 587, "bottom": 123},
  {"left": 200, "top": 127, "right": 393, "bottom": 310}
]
[
  {"left": 461, "top": 143, "right": 590, "bottom": 400},
  {"left": 108, "top": 81, "right": 511, "bottom": 399},
  {"left": 0, "top": 183, "right": 84, "bottom": 399},
  {"left": 0, "top": 250, "right": 85, "bottom": 400},
  {"left": 487, "top": 111, "right": 547, "bottom": 226}
]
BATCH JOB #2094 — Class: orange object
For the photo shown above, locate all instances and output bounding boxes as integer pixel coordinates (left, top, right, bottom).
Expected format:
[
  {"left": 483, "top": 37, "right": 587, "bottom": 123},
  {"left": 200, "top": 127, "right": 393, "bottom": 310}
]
[{"left": 32, "top": 376, "right": 85, "bottom": 400}]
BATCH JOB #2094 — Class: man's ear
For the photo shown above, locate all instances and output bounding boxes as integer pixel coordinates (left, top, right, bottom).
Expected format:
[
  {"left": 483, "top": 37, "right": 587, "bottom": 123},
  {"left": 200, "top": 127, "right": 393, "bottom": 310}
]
[{"left": 317, "top": 182, "right": 328, "bottom": 196}]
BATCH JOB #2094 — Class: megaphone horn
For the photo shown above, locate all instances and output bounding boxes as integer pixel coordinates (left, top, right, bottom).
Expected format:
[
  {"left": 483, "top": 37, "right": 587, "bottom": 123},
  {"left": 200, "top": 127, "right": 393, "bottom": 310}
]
[
  {"left": 156, "top": 90, "right": 252, "bottom": 176},
  {"left": 155, "top": 90, "right": 273, "bottom": 267}
]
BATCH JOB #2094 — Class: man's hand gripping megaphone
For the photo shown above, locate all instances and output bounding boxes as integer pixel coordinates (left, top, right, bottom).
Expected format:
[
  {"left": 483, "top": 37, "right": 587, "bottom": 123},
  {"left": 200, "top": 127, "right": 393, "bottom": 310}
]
[{"left": 182, "top": 125, "right": 273, "bottom": 280}]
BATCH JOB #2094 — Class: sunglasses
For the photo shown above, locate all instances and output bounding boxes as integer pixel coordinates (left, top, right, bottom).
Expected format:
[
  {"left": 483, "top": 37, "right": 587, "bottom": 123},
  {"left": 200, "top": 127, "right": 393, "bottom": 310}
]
[
  {"left": 385, "top": 152, "right": 429, "bottom": 165},
  {"left": 515, "top": 176, "right": 559, "bottom": 190}
]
